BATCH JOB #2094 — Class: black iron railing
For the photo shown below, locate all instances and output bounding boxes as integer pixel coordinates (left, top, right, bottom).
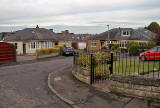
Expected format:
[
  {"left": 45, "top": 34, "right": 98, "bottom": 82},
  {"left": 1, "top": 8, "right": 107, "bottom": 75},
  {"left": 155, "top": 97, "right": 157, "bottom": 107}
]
[
  {"left": 73, "top": 52, "right": 160, "bottom": 84},
  {"left": 113, "top": 53, "right": 160, "bottom": 79}
]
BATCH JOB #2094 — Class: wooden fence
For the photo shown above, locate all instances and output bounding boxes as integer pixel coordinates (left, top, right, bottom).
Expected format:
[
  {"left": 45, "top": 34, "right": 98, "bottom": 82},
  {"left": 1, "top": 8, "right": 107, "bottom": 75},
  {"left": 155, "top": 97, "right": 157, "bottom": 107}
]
[{"left": 0, "top": 42, "right": 16, "bottom": 63}]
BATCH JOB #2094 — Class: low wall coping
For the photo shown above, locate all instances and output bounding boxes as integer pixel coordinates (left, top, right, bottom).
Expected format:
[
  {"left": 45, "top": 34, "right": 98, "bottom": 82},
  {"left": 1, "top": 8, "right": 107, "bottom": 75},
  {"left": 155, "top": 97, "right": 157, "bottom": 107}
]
[{"left": 110, "top": 75, "right": 160, "bottom": 87}]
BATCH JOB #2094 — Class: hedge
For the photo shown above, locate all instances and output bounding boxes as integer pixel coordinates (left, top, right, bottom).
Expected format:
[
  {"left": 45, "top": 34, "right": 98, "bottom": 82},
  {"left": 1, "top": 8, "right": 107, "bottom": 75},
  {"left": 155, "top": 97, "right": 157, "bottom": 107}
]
[
  {"left": 129, "top": 45, "right": 155, "bottom": 56},
  {"left": 36, "top": 48, "right": 60, "bottom": 56}
]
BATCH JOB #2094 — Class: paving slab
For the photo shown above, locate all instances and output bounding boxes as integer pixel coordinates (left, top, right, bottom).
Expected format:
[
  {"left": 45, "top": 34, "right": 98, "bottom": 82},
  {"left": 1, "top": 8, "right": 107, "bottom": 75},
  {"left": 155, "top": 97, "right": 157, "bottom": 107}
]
[{"left": 48, "top": 65, "right": 153, "bottom": 108}]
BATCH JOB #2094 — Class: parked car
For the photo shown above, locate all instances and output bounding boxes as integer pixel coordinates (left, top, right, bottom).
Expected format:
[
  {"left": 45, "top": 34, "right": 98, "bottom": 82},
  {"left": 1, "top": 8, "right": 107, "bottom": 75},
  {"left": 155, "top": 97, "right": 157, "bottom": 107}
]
[
  {"left": 139, "top": 46, "right": 160, "bottom": 61},
  {"left": 63, "top": 47, "right": 74, "bottom": 55}
]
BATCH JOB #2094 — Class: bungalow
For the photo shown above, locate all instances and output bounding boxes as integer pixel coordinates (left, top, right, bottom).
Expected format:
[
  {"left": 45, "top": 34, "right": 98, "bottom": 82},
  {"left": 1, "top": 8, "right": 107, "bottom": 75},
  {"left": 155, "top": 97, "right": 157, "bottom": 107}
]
[
  {"left": 87, "top": 28, "right": 156, "bottom": 52},
  {"left": 0, "top": 25, "right": 57, "bottom": 55},
  {"left": 0, "top": 26, "right": 89, "bottom": 55},
  {"left": 55, "top": 32, "right": 89, "bottom": 50}
]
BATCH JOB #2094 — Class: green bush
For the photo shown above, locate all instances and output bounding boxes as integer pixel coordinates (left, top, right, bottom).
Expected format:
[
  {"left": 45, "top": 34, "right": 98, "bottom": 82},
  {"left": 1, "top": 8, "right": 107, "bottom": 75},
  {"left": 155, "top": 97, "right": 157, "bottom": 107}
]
[
  {"left": 55, "top": 45, "right": 64, "bottom": 55},
  {"left": 76, "top": 54, "right": 90, "bottom": 68},
  {"left": 36, "top": 48, "right": 60, "bottom": 56},
  {"left": 129, "top": 45, "right": 155, "bottom": 56},
  {"left": 55, "top": 45, "right": 64, "bottom": 51},
  {"left": 126, "top": 41, "right": 156, "bottom": 56},
  {"left": 101, "top": 45, "right": 108, "bottom": 50},
  {"left": 111, "top": 43, "right": 120, "bottom": 52},
  {"left": 94, "top": 52, "right": 109, "bottom": 60}
]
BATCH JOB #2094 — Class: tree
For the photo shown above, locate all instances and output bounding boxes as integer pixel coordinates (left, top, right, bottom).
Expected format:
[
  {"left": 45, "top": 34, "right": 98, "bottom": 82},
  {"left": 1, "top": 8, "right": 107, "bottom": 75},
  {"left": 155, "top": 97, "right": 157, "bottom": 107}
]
[
  {"left": 154, "top": 33, "right": 160, "bottom": 45},
  {"left": 146, "top": 22, "right": 159, "bottom": 33}
]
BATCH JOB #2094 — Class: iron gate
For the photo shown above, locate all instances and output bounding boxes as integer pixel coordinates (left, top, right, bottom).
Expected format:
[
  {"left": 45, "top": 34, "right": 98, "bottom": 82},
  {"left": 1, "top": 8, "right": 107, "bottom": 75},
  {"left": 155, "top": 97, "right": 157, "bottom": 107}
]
[
  {"left": 73, "top": 52, "right": 113, "bottom": 84},
  {"left": 90, "top": 53, "right": 113, "bottom": 84}
]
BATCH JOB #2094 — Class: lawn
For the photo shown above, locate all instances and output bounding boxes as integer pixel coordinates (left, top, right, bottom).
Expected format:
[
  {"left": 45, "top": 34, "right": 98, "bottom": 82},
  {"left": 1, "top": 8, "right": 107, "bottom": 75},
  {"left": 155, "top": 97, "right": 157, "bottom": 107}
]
[{"left": 113, "top": 60, "right": 160, "bottom": 76}]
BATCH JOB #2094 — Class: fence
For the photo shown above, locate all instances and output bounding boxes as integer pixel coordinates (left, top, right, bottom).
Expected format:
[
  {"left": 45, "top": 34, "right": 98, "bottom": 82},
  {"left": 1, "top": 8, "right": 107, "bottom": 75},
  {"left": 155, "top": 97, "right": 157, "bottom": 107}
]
[
  {"left": 0, "top": 42, "right": 16, "bottom": 63},
  {"left": 113, "top": 53, "right": 160, "bottom": 79},
  {"left": 73, "top": 52, "right": 160, "bottom": 84}
]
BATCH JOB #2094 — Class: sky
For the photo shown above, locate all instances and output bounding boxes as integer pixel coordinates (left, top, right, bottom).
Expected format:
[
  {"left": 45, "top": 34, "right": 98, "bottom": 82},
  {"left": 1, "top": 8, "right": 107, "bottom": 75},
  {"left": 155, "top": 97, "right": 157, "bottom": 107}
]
[{"left": 0, "top": 0, "right": 160, "bottom": 33}]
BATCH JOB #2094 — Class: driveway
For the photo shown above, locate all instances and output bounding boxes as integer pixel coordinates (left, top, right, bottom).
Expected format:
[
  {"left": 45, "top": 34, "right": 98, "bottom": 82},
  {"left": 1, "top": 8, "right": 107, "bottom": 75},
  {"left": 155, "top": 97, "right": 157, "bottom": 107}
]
[{"left": 0, "top": 56, "right": 72, "bottom": 108}]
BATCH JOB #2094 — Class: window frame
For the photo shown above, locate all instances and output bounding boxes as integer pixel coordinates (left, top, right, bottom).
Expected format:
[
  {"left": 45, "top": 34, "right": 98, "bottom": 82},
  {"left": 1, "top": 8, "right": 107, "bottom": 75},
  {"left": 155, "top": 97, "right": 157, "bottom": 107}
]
[
  {"left": 91, "top": 40, "right": 97, "bottom": 47},
  {"left": 29, "top": 42, "right": 40, "bottom": 50},
  {"left": 122, "top": 30, "right": 130, "bottom": 37}
]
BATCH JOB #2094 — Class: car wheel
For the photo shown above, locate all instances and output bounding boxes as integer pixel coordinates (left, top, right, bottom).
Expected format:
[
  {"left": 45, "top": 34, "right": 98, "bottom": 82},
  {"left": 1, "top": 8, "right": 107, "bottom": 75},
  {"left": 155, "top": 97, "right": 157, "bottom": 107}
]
[{"left": 141, "top": 56, "right": 146, "bottom": 61}]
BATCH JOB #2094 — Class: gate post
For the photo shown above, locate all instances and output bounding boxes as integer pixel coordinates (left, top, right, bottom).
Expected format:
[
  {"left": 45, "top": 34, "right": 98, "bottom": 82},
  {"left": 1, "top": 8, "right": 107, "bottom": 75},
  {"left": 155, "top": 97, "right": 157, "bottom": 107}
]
[
  {"left": 73, "top": 53, "right": 75, "bottom": 65},
  {"left": 90, "top": 53, "right": 94, "bottom": 84},
  {"left": 110, "top": 53, "right": 113, "bottom": 75}
]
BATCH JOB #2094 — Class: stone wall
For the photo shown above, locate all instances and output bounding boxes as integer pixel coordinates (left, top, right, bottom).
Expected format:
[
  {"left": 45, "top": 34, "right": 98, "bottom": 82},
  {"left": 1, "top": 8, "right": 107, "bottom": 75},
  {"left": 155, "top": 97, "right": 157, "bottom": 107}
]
[
  {"left": 72, "top": 65, "right": 90, "bottom": 84},
  {"left": 87, "top": 39, "right": 101, "bottom": 52},
  {"left": 110, "top": 75, "right": 160, "bottom": 102}
]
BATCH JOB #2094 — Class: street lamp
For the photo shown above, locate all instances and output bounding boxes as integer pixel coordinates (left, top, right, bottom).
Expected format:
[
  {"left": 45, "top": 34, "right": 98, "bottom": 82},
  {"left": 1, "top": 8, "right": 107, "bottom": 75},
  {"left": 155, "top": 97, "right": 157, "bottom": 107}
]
[{"left": 107, "top": 25, "right": 110, "bottom": 49}]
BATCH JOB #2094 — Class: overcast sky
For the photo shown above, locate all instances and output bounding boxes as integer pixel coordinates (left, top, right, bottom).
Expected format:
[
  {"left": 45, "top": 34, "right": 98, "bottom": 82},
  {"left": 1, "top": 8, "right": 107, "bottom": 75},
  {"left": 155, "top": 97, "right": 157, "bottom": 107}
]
[{"left": 0, "top": 0, "right": 160, "bottom": 33}]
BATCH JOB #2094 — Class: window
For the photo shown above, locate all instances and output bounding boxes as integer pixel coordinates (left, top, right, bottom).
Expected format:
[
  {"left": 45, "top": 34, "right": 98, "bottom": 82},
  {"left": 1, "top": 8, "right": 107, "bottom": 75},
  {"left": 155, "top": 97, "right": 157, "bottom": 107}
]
[
  {"left": 42, "top": 42, "right": 53, "bottom": 48},
  {"left": 158, "top": 48, "right": 160, "bottom": 51},
  {"left": 122, "top": 31, "right": 130, "bottom": 37},
  {"left": 29, "top": 42, "right": 39, "bottom": 49},
  {"left": 91, "top": 40, "right": 97, "bottom": 47},
  {"left": 119, "top": 41, "right": 126, "bottom": 48},
  {"left": 149, "top": 48, "right": 157, "bottom": 52}
]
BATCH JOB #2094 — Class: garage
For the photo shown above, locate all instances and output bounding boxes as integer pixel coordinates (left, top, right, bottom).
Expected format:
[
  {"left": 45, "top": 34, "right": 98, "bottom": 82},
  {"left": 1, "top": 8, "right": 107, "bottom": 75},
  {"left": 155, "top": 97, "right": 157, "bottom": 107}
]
[{"left": 78, "top": 42, "right": 86, "bottom": 50}]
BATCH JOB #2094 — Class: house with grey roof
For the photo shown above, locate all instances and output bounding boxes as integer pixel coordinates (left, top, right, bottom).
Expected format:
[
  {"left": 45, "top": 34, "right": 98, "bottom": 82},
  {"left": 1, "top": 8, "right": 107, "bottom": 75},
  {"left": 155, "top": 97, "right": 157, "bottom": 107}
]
[
  {"left": 0, "top": 25, "right": 90, "bottom": 54},
  {"left": 0, "top": 25, "right": 58, "bottom": 55},
  {"left": 87, "top": 28, "right": 156, "bottom": 51},
  {"left": 55, "top": 31, "right": 90, "bottom": 50}
]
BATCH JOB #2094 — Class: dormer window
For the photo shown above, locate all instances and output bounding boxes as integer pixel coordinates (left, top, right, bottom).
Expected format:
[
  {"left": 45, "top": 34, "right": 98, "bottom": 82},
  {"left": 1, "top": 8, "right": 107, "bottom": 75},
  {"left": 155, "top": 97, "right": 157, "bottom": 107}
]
[{"left": 122, "top": 30, "right": 130, "bottom": 37}]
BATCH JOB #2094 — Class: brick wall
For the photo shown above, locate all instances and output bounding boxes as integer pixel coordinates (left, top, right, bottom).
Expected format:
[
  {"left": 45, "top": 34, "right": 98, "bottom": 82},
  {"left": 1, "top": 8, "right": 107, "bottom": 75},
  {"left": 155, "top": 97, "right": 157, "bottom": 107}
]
[{"left": 87, "top": 39, "right": 101, "bottom": 52}]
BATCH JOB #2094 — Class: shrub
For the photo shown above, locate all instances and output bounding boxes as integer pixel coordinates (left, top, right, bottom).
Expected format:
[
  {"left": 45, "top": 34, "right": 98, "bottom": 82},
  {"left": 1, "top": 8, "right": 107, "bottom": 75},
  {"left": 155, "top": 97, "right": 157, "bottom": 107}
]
[
  {"left": 55, "top": 45, "right": 64, "bottom": 55},
  {"left": 126, "top": 41, "right": 156, "bottom": 56},
  {"left": 76, "top": 54, "right": 91, "bottom": 68},
  {"left": 101, "top": 45, "right": 108, "bottom": 51},
  {"left": 111, "top": 43, "right": 120, "bottom": 52},
  {"left": 36, "top": 48, "right": 60, "bottom": 56},
  {"left": 94, "top": 52, "right": 109, "bottom": 60},
  {"left": 55, "top": 45, "right": 64, "bottom": 51}
]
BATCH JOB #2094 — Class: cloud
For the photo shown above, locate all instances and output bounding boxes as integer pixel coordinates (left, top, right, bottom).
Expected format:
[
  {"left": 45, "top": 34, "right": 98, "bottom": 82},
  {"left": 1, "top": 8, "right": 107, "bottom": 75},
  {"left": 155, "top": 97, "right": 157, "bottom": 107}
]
[{"left": 0, "top": 0, "right": 159, "bottom": 33}]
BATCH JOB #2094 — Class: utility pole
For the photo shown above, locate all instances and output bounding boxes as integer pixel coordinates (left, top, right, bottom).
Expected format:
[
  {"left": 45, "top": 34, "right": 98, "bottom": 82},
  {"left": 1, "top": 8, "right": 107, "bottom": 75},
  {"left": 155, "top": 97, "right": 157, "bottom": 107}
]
[{"left": 107, "top": 25, "right": 110, "bottom": 49}]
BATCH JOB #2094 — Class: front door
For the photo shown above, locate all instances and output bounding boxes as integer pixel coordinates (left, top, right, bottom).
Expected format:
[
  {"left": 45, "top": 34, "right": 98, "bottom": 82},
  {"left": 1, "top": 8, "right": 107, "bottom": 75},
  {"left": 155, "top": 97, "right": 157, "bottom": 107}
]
[{"left": 23, "top": 44, "right": 26, "bottom": 54}]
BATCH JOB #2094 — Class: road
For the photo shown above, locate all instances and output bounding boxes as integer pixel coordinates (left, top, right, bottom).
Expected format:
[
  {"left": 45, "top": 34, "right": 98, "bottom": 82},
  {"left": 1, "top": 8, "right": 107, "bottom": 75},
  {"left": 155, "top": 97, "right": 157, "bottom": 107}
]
[{"left": 0, "top": 56, "right": 72, "bottom": 108}]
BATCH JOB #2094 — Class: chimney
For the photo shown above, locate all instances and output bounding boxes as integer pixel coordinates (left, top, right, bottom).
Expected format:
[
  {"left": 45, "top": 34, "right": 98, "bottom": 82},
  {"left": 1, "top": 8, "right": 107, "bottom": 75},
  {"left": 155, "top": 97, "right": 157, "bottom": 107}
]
[
  {"left": 49, "top": 29, "right": 53, "bottom": 32},
  {"left": 35, "top": 25, "right": 40, "bottom": 33},
  {"left": 65, "top": 30, "right": 69, "bottom": 34}
]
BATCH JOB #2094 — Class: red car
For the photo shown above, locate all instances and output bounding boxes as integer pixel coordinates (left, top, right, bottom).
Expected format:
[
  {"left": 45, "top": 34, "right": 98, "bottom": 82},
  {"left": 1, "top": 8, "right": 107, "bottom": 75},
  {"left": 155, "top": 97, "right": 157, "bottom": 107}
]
[{"left": 139, "top": 46, "right": 160, "bottom": 61}]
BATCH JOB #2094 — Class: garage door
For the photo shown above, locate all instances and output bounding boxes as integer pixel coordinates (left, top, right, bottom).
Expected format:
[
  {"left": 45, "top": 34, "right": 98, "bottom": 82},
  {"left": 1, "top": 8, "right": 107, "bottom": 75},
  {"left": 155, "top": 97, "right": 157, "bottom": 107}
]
[
  {"left": 0, "top": 42, "right": 16, "bottom": 63},
  {"left": 78, "top": 42, "right": 86, "bottom": 49}
]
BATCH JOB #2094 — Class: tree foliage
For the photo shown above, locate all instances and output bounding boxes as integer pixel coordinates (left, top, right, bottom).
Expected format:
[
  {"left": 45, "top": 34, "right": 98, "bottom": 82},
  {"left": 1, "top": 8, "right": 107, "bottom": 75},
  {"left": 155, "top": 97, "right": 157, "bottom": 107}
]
[
  {"left": 154, "top": 32, "right": 160, "bottom": 45},
  {"left": 146, "top": 22, "right": 159, "bottom": 33}
]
